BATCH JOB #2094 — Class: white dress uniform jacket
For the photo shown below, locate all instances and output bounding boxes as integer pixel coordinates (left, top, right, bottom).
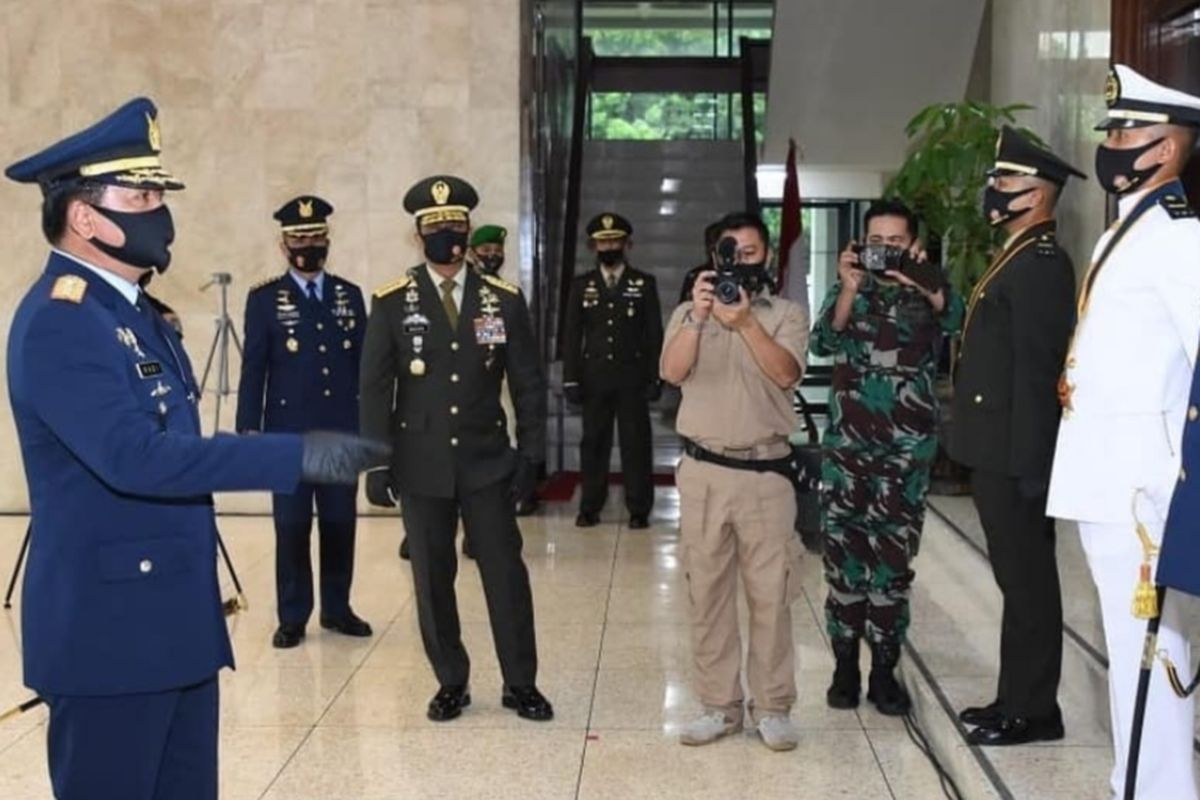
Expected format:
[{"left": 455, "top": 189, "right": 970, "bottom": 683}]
[{"left": 1048, "top": 186, "right": 1200, "bottom": 524}]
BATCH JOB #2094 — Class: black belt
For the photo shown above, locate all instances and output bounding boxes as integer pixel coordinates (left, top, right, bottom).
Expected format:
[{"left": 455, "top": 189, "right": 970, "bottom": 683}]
[{"left": 683, "top": 439, "right": 799, "bottom": 482}]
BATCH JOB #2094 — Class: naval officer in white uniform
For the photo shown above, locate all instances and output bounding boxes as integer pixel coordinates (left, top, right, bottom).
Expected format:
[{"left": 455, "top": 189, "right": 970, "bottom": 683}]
[{"left": 1047, "top": 64, "right": 1200, "bottom": 799}]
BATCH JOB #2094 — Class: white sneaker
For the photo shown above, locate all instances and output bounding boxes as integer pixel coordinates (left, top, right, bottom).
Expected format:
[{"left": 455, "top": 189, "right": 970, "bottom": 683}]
[
  {"left": 679, "top": 709, "right": 742, "bottom": 746},
  {"left": 757, "top": 714, "right": 799, "bottom": 751}
]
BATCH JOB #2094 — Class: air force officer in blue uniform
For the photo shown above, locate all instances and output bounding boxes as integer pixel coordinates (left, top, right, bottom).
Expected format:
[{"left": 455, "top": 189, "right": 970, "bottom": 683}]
[
  {"left": 236, "top": 197, "right": 371, "bottom": 649},
  {"left": 3, "top": 98, "right": 387, "bottom": 800}
]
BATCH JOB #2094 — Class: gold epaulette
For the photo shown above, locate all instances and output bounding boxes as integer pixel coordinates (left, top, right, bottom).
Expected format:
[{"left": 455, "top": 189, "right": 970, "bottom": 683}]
[
  {"left": 481, "top": 273, "right": 519, "bottom": 295},
  {"left": 50, "top": 275, "right": 87, "bottom": 303},
  {"left": 374, "top": 275, "right": 413, "bottom": 298}
]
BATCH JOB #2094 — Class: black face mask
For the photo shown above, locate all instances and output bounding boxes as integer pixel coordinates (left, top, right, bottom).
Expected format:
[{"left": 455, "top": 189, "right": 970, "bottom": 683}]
[
  {"left": 89, "top": 204, "right": 175, "bottom": 273},
  {"left": 982, "top": 186, "right": 1036, "bottom": 227},
  {"left": 1095, "top": 138, "right": 1165, "bottom": 195},
  {"left": 596, "top": 249, "right": 624, "bottom": 268},
  {"left": 422, "top": 229, "right": 468, "bottom": 264},
  {"left": 287, "top": 244, "right": 328, "bottom": 273},
  {"left": 477, "top": 254, "right": 504, "bottom": 275}
]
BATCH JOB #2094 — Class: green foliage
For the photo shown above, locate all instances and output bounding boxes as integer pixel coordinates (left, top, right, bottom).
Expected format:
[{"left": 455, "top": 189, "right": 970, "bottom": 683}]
[
  {"left": 885, "top": 102, "right": 1039, "bottom": 295},
  {"left": 590, "top": 92, "right": 766, "bottom": 142}
]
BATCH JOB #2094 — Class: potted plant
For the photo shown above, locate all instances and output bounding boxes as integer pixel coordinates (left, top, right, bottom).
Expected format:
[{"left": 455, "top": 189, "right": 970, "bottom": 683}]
[{"left": 885, "top": 101, "right": 1039, "bottom": 494}]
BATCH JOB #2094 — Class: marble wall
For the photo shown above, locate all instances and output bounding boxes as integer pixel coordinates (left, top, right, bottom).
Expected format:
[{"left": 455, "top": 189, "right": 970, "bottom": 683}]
[
  {"left": 0, "top": 0, "right": 522, "bottom": 512},
  {"left": 989, "top": 0, "right": 1112, "bottom": 269}
]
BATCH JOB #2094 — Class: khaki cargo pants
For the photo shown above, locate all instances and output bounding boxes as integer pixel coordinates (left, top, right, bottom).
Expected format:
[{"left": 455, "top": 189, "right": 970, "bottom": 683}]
[{"left": 677, "top": 453, "right": 802, "bottom": 721}]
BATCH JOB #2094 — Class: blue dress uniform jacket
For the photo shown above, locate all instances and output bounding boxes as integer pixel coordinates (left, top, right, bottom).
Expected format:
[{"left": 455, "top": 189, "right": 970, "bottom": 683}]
[
  {"left": 1160, "top": 366, "right": 1200, "bottom": 596},
  {"left": 236, "top": 273, "right": 366, "bottom": 434},
  {"left": 7, "top": 253, "right": 303, "bottom": 697}
]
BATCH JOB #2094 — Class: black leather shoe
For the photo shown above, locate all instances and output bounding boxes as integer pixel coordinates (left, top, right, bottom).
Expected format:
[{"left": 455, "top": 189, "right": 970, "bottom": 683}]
[
  {"left": 628, "top": 515, "right": 649, "bottom": 529},
  {"left": 462, "top": 537, "right": 474, "bottom": 560},
  {"left": 272, "top": 624, "right": 305, "bottom": 649},
  {"left": 959, "top": 701, "right": 1005, "bottom": 729},
  {"left": 320, "top": 612, "right": 373, "bottom": 638},
  {"left": 575, "top": 513, "right": 599, "bottom": 528},
  {"left": 427, "top": 685, "right": 471, "bottom": 722},
  {"left": 826, "top": 637, "right": 861, "bottom": 710},
  {"left": 515, "top": 497, "right": 540, "bottom": 517},
  {"left": 399, "top": 538, "right": 410, "bottom": 560},
  {"left": 966, "top": 714, "right": 1064, "bottom": 746},
  {"left": 502, "top": 685, "right": 554, "bottom": 721}
]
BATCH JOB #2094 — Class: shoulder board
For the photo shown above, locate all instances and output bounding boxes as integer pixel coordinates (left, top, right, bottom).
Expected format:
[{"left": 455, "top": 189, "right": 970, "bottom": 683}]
[
  {"left": 373, "top": 275, "right": 413, "bottom": 298},
  {"left": 481, "top": 273, "right": 519, "bottom": 295},
  {"left": 249, "top": 274, "right": 284, "bottom": 292},
  {"left": 50, "top": 275, "right": 87, "bottom": 304},
  {"left": 1035, "top": 233, "right": 1059, "bottom": 257},
  {"left": 1160, "top": 194, "right": 1197, "bottom": 220}
]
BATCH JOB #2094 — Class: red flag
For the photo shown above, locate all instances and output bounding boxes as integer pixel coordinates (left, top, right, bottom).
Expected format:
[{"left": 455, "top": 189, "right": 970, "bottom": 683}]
[{"left": 778, "top": 138, "right": 802, "bottom": 291}]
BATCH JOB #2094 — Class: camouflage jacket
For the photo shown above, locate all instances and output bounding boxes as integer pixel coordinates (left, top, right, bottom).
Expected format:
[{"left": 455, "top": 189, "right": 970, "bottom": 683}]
[{"left": 812, "top": 277, "right": 965, "bottom": 452}]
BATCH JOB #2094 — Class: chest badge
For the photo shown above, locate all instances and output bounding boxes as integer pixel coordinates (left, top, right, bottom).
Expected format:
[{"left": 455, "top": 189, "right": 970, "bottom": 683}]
[
  {"left": 116, "top": 327, "right": 146, "bottom": 358},
  {"left": 286, "top": 337, "right": 300, "bottom": 353}
]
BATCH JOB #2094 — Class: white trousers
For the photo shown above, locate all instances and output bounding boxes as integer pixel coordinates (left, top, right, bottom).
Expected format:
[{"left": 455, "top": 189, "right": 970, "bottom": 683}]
[{"left": 1079, "top": 521, "right": 1197, "bottom": 800}]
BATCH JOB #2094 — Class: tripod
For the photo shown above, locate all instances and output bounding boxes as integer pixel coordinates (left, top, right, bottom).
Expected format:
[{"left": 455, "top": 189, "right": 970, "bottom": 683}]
[{"left": 198, "top": 272, "right": 243, "bottom": 431}]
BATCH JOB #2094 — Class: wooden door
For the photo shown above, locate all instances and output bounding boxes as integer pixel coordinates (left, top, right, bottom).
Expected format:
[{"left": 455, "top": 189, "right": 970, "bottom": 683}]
[{"left": 1112, "top": 0, "right": 1200, "bottom": 205}]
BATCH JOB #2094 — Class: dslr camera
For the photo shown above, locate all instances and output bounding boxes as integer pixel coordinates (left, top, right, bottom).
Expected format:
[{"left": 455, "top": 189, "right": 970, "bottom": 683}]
[
  {"left": 712, "top": 237, "right": 744, "bottom": 304},
  {"left": 853, "top": 243, "right": 910, "bottom": 274}
]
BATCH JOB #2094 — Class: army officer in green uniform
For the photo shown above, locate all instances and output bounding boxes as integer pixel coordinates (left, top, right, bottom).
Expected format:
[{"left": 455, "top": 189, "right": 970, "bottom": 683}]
[{"left": 360, "top": 175, "right": 552, "bottom": 722}]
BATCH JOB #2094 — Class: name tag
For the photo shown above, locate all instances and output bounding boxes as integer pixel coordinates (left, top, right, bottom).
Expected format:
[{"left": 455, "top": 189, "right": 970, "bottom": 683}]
[
  {"left": 137, "top": 361, "right": 164, "bottom": 379},
  {"left": 474, "top": 316, "right": 507, "bottom": 345}
]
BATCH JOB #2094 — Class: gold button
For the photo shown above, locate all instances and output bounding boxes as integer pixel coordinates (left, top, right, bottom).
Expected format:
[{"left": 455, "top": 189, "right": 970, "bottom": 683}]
[
  {"left": 451, "top": 373, "right": 459, "bottom": 383},
  {"left": 607, "top": 354, "right": 614, "bottom": 360},
  {"left": 451, "top": 342, "right": 460, "bottom": 351},
  {"left": 451, "top": 437, "right": 459, "bottom": 446},
  {"left": 607, "top": 336, "right": 613, "bottom": 343},
  {"left": 450, "top": 406, "right": 459, "bottom": 415},
  {"left": 322, "top": 367, "right": 330, "bottom": 376},
  {"left": 608, "top": 302, "right": 614, "bottom": 309},
  {"left": 979, "top": 292, "right": 986, "bottom": 300},
  {"left": 1190, "top": 406, "right": 1198, "bottom": 422},
  {"left": 139, "top": 559, "right": 153, "bottom": 574},
  {"left": 319, "top": 345, "right": 327, "bottom": 353},
  {"left": 343, "top": 340, "right": 352, "bottom": 349},
  {"left": 280, "top": 399, "right": 288, "bottom": 406},
  {"left": 401, "top": 421, "right": 407, "bottom": 429},
  {"left": 317, "top": 323, "right": 324, "bottom": 331},
  {"left": 496, "top": 420, "right": 503, "bottom": 428},
  {"left": 607, "top": 319, "right": 613, "bottom": 326},
  {"left": 974, "top": 394, "right": 983, "bottom": 404},
  {"left": 324, "top": 389, "right": 331, "bottom": 397}
]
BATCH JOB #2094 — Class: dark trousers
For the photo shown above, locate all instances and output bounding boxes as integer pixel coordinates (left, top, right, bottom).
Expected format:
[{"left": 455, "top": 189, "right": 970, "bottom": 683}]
[
  {"left": 45, "top": 676, "right": 218, "bottom": 800},
  {"left": 580, "top": 382, "right": 653, "bottom": 517},
  {"left": 400, "top": 479, "right": 538, "bottom": 689},
  {"left": 971, "top": 469, "right": 1063, "bottom": 719},
  {"left": 273, "top": 482, "right": 357, "bottom": 626}
]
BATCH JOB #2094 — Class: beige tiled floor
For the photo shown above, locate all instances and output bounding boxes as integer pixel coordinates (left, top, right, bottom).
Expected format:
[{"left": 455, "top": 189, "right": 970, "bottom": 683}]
[{"left": 0, "top": 494, "right": 948, "bottom": 799}]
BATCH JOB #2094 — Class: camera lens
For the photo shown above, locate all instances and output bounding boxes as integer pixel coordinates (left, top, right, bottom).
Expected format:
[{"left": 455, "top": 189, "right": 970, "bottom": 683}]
[{"left": 715, "top": 276, "right": 741, "bottom": 304}]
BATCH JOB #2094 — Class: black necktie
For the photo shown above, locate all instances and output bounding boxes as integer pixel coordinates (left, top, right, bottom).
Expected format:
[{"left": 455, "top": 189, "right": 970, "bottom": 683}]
[{"left": 306, "top": 280, "right": 319, "bottom": 304}]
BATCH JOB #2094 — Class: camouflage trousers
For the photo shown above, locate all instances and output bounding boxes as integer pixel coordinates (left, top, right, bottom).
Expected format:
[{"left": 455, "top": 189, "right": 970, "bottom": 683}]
[{"left": 820, "top": 436, "right": 934, "bottom": 645}]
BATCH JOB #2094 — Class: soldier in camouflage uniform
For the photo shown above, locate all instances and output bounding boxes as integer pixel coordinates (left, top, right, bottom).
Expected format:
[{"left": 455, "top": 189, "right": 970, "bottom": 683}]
[{"left": 811, "top": 200, "right": 964, "bottom": 716}]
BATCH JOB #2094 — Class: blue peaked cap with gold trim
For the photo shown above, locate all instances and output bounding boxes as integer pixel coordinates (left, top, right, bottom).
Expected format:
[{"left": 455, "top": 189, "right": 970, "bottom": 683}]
[{"left": 4, "top": 97, "right": 184, "bottom": 192}]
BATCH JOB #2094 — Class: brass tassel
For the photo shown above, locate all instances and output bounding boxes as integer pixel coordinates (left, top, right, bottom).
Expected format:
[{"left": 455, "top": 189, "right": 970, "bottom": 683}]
[
  {"left": 1133, "top": 563, "right": 1159, "bottom": 620},
  {"left": 1131, "top": 491, "right": 1160, "bottom": 621}
]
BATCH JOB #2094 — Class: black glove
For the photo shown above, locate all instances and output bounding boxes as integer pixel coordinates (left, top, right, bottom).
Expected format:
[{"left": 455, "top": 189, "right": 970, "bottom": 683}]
[
  {"left": 564, "top": 384, "right": 583, "bottom": 405},
  {"left": 366, "top": 468, "right": 396, "bottom": 507},
  {"left": 510, "top": 456, "right": 538, "bottom": 503},
  {"left": 301, "top": 432, "right": 390, "bottom": 485},
  {"left": 644, "top": 380, "right": 663, "bottom": 403}
]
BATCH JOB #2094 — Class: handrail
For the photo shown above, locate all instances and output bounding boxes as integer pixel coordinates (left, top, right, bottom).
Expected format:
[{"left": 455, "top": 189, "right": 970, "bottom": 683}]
[
  {"left": 739, "top": 37, "right": 765, "bottom": 214},
  {"left": 553, "top": 37, "right": 593, "bottom": 361}
]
